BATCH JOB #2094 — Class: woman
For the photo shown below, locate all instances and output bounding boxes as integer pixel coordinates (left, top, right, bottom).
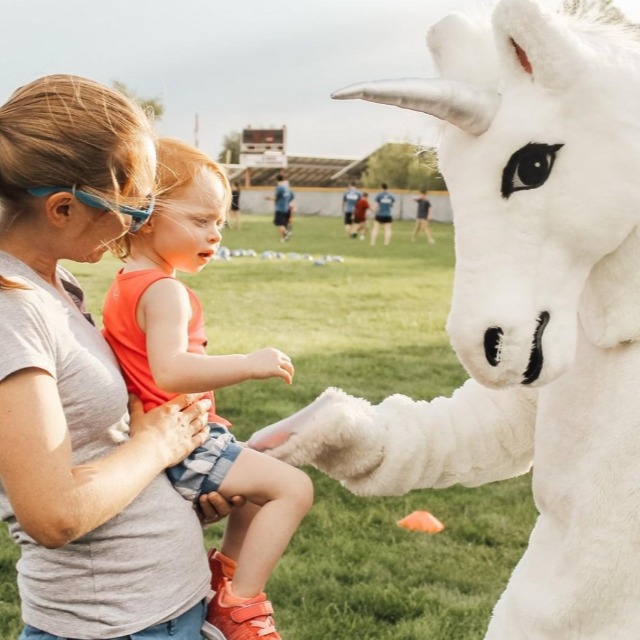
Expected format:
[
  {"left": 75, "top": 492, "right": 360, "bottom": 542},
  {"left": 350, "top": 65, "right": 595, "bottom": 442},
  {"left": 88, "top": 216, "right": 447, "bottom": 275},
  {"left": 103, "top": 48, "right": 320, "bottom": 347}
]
[{"left": 0, "top": 75, "right": 240, "bottom": 640}]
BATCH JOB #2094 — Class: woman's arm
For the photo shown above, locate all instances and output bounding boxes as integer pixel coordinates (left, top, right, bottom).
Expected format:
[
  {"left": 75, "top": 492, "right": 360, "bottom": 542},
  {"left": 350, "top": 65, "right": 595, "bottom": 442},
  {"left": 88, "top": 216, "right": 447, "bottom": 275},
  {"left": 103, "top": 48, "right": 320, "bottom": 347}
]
[
  {"left": 141, "top": 278, "right": 293, "bottom": 393},
  {"left": 0, "top": 368, "right": 210, "bottom": 548}
]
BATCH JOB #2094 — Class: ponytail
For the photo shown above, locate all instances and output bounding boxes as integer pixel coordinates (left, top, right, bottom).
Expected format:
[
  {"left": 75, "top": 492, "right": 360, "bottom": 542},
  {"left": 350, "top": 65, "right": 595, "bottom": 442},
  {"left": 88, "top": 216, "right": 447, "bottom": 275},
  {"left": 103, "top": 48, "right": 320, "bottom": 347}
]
[
  {"left": 0, "top": 276, "right": 28, "bottom": 291},
  {"left": 0, "top": 74, "right": 155, "bottom": 215}
]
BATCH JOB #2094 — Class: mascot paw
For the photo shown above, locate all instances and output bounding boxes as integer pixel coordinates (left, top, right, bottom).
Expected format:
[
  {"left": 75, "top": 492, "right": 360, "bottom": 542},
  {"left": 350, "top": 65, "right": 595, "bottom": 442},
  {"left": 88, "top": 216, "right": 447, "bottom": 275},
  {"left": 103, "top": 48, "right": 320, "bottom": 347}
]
[{"left": 248, "top": 387, "right": 382, "bottom": 480}]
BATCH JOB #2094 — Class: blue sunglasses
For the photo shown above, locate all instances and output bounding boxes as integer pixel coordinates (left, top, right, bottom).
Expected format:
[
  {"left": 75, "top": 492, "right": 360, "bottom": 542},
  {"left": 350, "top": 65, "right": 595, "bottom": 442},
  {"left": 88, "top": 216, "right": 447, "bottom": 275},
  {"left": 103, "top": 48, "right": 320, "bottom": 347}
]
[{"left": 27, "top": 186, "right": 155, "bottom": 233}]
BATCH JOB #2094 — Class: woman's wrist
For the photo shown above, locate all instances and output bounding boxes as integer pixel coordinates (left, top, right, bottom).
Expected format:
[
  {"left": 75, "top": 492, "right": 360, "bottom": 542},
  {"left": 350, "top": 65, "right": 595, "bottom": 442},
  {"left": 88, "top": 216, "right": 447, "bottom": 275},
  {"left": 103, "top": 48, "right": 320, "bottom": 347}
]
[{"left": 126, "top": 429, "right": 172, "bottom": 469}]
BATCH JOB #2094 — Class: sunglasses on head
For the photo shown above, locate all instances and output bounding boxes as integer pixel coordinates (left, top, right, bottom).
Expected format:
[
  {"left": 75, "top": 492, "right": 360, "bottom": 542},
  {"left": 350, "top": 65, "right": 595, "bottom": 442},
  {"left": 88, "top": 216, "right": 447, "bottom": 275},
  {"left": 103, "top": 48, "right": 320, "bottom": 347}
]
[{"left": 27, "top": 186, "right": 155, "bottom": 233}]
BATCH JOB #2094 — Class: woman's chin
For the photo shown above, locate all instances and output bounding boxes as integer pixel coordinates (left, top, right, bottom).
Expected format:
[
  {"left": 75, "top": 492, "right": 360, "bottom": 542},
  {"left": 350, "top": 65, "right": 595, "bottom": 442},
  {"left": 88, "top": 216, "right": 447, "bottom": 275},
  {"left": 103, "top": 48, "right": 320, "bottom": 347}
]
[{"left": 81, "top": 245, "right": 110, "bottom": 263}]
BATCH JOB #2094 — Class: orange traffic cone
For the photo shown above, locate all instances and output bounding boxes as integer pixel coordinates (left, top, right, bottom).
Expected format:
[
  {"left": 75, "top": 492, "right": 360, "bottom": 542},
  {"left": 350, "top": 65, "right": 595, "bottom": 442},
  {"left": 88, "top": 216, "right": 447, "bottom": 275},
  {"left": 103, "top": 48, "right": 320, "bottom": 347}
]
[{"left": 397, "top": 510, "right": 445, "bottom": 534}]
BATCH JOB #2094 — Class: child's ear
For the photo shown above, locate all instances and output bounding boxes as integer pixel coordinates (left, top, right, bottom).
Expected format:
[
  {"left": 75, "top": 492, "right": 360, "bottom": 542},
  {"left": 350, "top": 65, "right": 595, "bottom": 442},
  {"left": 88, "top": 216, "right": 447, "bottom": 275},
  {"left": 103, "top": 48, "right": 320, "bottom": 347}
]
[{"left": 138, "top": 217, "right": 156, "bottom": 233}]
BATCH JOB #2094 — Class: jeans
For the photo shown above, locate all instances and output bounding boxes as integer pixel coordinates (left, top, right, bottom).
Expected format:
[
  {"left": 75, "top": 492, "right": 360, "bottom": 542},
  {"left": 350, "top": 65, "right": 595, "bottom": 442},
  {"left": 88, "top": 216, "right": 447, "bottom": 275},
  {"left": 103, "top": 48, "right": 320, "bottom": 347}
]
[
  {"left": 19, "top": 599, "right": 206, "bottom": 640},
  {"left": 166, "top": 422, "right": 243, "bottom": 502}
]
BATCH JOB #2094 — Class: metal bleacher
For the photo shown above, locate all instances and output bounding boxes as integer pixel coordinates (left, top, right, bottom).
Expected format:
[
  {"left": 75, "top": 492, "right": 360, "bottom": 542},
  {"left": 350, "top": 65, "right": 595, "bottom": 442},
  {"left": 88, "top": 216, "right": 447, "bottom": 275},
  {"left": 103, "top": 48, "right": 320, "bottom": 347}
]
[{"left": 226, "top": 153, "right": 368, "bottom": 188}]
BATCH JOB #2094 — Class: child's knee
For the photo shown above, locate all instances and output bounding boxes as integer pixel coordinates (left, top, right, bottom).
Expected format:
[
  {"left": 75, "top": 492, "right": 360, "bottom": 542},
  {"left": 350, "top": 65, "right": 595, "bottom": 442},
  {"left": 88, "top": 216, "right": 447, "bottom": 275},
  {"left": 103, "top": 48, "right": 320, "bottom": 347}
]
[{"left": 289, "top": 468, "right": 314, "bottom": 514}]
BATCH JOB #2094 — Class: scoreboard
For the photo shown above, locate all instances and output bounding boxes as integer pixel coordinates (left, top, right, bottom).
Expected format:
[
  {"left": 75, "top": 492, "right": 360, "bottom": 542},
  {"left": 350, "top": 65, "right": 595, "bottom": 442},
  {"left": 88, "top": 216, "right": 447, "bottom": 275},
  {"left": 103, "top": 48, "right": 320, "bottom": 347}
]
[{"left": 240, "top": 126, "right": 287, "bottom": 168}]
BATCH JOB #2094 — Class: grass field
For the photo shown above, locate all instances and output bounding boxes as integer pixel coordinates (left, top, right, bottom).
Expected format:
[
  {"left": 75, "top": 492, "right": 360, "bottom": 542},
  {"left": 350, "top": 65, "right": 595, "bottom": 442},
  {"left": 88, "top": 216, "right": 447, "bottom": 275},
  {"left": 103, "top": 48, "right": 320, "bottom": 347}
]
[{"left": 0, "top": 214, "right": 537, "bottom": 639}]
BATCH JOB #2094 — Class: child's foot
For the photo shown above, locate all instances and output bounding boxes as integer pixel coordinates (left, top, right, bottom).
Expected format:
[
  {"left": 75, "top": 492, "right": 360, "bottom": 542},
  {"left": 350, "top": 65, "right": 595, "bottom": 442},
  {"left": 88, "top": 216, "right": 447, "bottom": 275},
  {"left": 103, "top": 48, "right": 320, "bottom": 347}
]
[{"left": 202, "top": 579, "right": 281, "bottom": 640}]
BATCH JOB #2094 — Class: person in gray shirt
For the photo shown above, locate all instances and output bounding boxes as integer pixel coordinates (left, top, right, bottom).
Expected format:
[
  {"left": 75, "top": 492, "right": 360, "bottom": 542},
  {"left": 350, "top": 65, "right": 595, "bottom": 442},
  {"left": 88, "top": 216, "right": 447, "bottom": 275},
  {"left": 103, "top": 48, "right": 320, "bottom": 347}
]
[{"left": 0, "top": 75, "right": 240, "bottom": 640}]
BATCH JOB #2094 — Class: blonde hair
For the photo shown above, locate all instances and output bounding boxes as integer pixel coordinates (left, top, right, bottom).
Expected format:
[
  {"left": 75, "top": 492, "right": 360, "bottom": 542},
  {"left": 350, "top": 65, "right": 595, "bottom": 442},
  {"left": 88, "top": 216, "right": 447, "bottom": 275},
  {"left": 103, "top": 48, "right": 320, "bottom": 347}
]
[
  {"left": 112, "top": 137, "right": 231, "bottom": 259},
  {"left": 0, "top": 74, "right": 155, "bottom": 288}
]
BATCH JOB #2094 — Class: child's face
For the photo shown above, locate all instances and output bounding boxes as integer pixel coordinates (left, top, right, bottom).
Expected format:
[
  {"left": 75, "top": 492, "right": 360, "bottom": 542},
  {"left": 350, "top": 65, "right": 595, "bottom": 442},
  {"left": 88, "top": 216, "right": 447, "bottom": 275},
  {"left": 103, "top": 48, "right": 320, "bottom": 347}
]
[{"left": 150, "top": 169, "right": 226, "bottom": 273}]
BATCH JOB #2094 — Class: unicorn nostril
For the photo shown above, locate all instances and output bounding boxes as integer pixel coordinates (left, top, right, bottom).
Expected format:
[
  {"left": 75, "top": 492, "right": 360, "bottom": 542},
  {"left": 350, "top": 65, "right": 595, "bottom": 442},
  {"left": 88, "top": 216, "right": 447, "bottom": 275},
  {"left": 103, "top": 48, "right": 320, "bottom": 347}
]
[{"left": 484, "top": 326, "right": 503, "bottom": 366}]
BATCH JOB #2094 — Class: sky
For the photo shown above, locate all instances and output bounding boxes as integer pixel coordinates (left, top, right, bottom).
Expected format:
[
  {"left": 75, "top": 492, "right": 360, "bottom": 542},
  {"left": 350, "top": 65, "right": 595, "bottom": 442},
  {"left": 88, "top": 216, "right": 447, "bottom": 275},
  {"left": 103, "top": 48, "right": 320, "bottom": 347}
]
[{"left": 3, "top": 0, "right": 640, "bottom": 161}]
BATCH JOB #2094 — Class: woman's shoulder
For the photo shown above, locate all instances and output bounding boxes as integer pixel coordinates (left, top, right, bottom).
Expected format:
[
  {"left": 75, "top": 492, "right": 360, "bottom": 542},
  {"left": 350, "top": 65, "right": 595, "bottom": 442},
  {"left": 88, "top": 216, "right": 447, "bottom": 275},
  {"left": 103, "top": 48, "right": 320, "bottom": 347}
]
[{"left": 0, "top": 279, "right": 60, "bottom": 335}]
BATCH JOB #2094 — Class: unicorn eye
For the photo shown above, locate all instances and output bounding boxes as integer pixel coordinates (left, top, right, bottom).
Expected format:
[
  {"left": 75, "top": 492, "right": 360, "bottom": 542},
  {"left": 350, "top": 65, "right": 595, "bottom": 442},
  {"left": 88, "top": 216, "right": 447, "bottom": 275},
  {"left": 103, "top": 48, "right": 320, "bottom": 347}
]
[{"left": 501, "top": 143, "right": 563, "bottom": 199}]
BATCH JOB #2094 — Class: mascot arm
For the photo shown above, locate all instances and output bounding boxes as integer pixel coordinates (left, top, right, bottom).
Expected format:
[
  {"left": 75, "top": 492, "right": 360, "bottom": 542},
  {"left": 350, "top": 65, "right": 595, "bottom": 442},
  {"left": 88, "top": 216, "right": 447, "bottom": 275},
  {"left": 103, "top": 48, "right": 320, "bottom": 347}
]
[{"left": 248, "top": 379, "right": 537, "bottom": 496}]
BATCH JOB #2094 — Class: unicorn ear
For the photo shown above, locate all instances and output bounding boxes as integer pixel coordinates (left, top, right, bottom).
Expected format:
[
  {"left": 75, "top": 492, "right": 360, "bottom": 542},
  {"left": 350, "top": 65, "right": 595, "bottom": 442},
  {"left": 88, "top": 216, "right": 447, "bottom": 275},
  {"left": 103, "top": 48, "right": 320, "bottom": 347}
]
[
  {"left": 427, "top": 12, "right": 499, "bottom": 88},
  {"left": 579, "top": 227, "right": 640, "bottom": 348},
  {"left": 492, "top": 0, "right": 584, "bottom": 89}
]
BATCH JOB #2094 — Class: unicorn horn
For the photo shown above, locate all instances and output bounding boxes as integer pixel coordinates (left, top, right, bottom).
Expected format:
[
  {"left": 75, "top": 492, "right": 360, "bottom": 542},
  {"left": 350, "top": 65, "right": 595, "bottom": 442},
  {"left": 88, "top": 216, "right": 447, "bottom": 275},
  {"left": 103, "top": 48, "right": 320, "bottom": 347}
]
[{"left": 331, "top": 78, "right": 500, "bottom": 136}]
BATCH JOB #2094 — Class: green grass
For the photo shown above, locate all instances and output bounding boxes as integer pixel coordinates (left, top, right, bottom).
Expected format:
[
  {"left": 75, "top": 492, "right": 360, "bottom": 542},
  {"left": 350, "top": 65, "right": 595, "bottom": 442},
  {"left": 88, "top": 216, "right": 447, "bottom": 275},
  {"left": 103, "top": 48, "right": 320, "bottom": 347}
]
[{"left": 0, "top": 214, "right": 536, "bottom": 639}]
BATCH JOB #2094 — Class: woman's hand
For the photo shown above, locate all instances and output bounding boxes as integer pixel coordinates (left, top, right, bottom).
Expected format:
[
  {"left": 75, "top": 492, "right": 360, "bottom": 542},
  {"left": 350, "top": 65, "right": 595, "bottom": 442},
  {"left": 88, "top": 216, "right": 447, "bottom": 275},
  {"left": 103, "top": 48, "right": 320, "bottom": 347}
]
[
  {"left": 198, "top": 492, "right": 247, "bottom": 526},
  {"left": 128, "top": 393, "right": 212, "bottom": 468},
  {"left": 246, "top": 348, "right": 294, "bottom": 384}
]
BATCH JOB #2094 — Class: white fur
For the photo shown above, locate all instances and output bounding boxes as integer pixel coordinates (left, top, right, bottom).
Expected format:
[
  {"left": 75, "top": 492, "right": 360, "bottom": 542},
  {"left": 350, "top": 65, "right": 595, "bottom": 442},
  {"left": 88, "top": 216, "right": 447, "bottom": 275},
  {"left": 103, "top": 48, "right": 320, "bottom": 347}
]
[{"left": 250, "top": 0, "right": 640, "bottom": 637}]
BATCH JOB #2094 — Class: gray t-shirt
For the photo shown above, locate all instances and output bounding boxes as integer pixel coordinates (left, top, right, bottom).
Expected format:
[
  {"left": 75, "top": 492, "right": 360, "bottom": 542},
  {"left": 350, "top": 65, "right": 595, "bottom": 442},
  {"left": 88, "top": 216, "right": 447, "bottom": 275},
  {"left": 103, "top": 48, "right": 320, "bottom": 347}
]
[{"left": 0, "top": 251, "right": 209, "bottom": 639}]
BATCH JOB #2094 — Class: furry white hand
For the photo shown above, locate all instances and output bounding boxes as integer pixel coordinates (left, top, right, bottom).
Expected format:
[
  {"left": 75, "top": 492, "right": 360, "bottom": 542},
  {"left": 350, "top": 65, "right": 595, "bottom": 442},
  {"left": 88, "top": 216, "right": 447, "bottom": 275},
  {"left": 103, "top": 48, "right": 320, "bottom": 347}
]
[{"left": 248, "top": 387, "right": 383, "bottom": 482}]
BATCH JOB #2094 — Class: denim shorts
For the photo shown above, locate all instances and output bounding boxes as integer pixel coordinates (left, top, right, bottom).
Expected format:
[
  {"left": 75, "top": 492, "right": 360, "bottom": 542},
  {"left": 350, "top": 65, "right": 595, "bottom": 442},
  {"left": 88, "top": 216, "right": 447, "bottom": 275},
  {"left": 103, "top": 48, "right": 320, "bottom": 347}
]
[
  {"left": 166, "top": 422, "right": 243, "bottom": 503},
  {"left": 19, "top": 599, "right": 206, "bottom": 640}
]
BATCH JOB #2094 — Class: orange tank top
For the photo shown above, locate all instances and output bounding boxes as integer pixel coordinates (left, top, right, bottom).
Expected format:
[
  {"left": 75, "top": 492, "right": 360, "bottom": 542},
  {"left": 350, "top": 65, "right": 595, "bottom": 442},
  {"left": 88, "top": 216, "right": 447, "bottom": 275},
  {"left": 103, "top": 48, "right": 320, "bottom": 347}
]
[{"left": 102, "top": 268, "right": 229, "bottom": 426}]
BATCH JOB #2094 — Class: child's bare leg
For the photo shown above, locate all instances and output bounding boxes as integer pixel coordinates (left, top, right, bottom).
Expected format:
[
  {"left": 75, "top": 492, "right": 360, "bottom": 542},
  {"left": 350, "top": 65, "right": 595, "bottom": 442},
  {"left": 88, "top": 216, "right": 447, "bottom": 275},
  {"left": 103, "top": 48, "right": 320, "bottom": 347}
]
[
  {"left": 220, "top": 502, "right": 261, "bottom": 561},
  {"left": 217, "top": 448, "right": 313, "bottom": 598}
]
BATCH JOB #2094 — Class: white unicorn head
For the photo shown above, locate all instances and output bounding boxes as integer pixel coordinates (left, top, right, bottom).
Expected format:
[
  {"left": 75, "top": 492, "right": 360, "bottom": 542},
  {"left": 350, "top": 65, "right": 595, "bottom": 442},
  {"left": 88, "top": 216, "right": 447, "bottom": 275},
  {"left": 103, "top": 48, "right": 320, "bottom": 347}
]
[{"left": 333, "top": 0, "right": 640, "bottom": 388}]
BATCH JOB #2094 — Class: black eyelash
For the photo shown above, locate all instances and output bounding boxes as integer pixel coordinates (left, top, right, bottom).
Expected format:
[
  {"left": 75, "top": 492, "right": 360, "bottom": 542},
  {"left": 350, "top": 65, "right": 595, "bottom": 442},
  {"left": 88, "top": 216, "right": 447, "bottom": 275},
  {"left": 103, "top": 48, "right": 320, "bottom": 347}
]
[{"left": 501, "top": 143, "right": 563, "bottom": 199}]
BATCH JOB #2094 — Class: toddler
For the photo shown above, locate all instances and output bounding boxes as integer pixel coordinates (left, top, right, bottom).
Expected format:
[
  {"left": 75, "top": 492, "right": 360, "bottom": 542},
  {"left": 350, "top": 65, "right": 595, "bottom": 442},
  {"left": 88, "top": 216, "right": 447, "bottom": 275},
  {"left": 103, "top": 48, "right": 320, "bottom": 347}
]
[{"left": 103, "top": 137, "right": 313, "bottom": 640}]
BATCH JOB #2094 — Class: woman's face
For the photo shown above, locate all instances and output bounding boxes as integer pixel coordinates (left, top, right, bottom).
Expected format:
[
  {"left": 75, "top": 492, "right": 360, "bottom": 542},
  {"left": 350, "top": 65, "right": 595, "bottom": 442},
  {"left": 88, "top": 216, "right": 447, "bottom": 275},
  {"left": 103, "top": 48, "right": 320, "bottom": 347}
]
[{"left": 74, "top": 206, "right": 137, "bottom": 263}]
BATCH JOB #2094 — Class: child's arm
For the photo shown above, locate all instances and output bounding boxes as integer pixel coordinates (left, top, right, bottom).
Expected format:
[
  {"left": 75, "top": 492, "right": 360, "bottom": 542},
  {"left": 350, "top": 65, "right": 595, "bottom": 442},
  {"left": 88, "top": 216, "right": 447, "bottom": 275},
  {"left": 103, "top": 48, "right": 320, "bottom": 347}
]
[{"left": 140, "top": 278, "right": 294, "bottom": 394}]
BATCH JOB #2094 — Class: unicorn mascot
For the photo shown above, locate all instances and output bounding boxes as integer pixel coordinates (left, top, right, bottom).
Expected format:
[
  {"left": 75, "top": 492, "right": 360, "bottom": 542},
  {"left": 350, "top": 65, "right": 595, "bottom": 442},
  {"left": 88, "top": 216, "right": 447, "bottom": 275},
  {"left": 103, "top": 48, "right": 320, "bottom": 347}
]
[{"left": 250, "top": 0, "right": 640, "bottom": 636}]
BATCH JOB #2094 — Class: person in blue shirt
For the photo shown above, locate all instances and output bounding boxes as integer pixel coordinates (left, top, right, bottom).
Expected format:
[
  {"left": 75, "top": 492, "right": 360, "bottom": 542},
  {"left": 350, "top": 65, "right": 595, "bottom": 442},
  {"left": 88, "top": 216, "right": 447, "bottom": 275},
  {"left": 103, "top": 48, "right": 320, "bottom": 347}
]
[
  {"left": 342, "top": 181, "right": 362, "bottom": 237},
  {"left": 371, "top": 183, "right": 396, "bottom": 246},
  {"left": 266, "top": 174, "right": 295, "bottom": 242}
]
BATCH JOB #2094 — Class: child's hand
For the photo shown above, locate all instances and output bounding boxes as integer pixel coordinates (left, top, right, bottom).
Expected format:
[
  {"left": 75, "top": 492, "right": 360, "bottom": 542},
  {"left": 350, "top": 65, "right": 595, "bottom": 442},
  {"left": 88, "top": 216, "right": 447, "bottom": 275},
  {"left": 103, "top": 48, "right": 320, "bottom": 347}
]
[{"left": 247, "top": 348, "right": 294, "bottom": 384}]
